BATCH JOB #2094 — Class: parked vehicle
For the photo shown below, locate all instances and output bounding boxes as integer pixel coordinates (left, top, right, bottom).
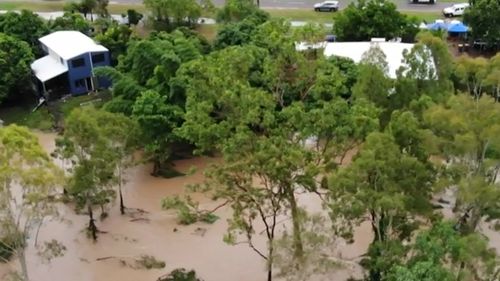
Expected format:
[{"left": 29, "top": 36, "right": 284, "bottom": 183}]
[
  {"left": 409, "top": 0, "right": 435, "bottom": 4},
  {"left": 443, "top": 3, "right": 470, "bottom": 17},
  {"left": 314, "top": 1, "right": 339, "bottom": 12}
]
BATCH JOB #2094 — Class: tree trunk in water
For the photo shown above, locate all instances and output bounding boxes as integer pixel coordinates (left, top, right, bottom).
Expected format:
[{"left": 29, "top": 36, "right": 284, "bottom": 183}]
[
  {"left": 267, "top": 240, "right": 274, "bottom": 281},
  {"left": 287, "top": 188, "right": 304, "bottom": 259},
  {"left": 152, "top": 160, "right": 160, "bottom": 176},
  {"left": 119, "top": 185, "right": 125, "bottom": 215},
  {"left": 18, "top": 248, "right": 29, "bottom": 281},
  {"left": 88, "top": 204, "right": 97, "bottom": 241}
]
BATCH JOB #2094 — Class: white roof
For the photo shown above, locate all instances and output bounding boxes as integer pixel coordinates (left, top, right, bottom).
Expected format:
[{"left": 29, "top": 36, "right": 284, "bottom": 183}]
[
  {"left": 323, "top": 42, "right": 430, "bottom": 79},
  {"left": 31, "top": 55, "right": 68, "bottom": 82},
  {"left": 39, "top": 31, "right": 108, "bottom": 60},
  {"left": 295, "top": 42, "right": 327, "bottom": 51}
]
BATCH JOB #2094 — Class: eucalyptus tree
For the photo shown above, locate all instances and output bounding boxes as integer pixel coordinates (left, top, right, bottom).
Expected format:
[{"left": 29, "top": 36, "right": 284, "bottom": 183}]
[
  {"left": 328, "top": 131, "right": 435, "bottom": 281},
  {"left": 386, "top": 221, "right": 498, "bottom": 281},
  {"left": 0, "top": 125, "right": 63, "bottom": 281},
  {"left": 424, "top": 94, "right": 500, "bottom": 233},
  {"left": 55, "top": 108, "right": 136, "bottom": 239}
]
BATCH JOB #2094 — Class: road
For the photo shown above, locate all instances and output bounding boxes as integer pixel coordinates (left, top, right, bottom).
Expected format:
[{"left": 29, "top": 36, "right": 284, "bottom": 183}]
[
  {"left": 107, "top": 0, "right": 455, "bottom": 11},
  {"left": 213, "top": 0, "right": 454, "bottom": 11}
]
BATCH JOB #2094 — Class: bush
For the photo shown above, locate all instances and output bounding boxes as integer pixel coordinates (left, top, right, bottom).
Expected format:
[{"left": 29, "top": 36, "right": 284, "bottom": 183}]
[
  {"left": 158, "top": 268, "right": 202, "bottom": 281},
  {"left": 136, "top": 255, "right": 166, "bottom": 269},
  {"left": 0, "top": 238, "right": 15, "bottom": 262},
  {"left": 0, "top": 230, "right": 23, "bottom": 263}
]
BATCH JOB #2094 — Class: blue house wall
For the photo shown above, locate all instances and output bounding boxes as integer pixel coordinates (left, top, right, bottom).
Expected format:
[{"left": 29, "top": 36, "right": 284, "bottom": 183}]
[
  {"left": 92, "top": 51, "right": 111, "bottom": 89},
  {"left": 67, "top": 51, "right": 111, "bottom": 96},
  {"left": 67, "top": 53, "right": 92, "bottom": 95}
]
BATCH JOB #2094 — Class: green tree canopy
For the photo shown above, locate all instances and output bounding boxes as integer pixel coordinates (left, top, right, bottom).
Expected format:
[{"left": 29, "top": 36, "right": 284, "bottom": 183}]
[
  {"left": 424, "top": 94, "right": 500, "bottom": 233},
  {"left": 0, "top": 125, "right": 63, "bottom": 280},
  {"left": 94, "top": 23, "right": 134, "bottom": 65},
  {"left": 0, "top": 33, "right": 34, "bottom": 104},
  {"left": 56, "top": 108, "right": 131, "bottom": 240},
  {"left": 49, "top": 12, "right": 91, "bottom": 33},
  {"left": 386, "top": 222, "right": 497, "bottom": 281},
  {"left": 216, "top": 0, "right": 263, "bottom": 23},
  {"left": 328, "top": 131, "right": 434, "bottom": 279},
  {"left": 213, "top": 10, "right": 269, "bottom": 49},
  {"left": 463, "top": 0, "right": 500, "bottom": 48},
  {"left": 0, "top": 10, "right": 49, "bottom": 55},
  {"left": 144, "top": 0, "right": 204, "bottom": 31},
  {"left": 333, "top": 0, "right": 418, "bottom": 42},
  {"left": 132, "top": 90, "right": 183, "bottom": 176}
]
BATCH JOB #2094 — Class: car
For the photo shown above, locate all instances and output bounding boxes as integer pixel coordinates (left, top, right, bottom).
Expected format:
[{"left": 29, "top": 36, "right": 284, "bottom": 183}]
[
  {"left": 409, "top": 0, "right": 436, "bottom": 4},
  {"left": 314, "top": 1, "right": 339, "bottom": 12},
  {"left": 443, "top": 3, "right": 470, "bottom": 17}
]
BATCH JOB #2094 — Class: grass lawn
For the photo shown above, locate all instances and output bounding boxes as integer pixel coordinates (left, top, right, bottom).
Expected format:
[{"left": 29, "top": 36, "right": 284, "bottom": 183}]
[
  {"left": 0, "top": 1, "right": 145, "bottom": 14},
  {"left": 0, "top": 1, "right": 444, "bottom": 24},
  {"left": 264, "top": 8, "right": 335, "bottom": 23},
  {"left": 60, "top": 92, "right": 108, "bottom": 119},
  {"left": 404, "top": 11, "right": 443, "bottom": 22},
  {"left": 0, "top": 105, "right": 54, "bottom": 131}
]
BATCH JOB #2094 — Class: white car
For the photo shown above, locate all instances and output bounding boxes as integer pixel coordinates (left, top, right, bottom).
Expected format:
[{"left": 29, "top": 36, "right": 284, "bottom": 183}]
[
  {"left": 443, "top": 3, "right": 470, "bottom": 17},
  {"left": 314, "top": 1, "right": 339, "bottom": 12}
]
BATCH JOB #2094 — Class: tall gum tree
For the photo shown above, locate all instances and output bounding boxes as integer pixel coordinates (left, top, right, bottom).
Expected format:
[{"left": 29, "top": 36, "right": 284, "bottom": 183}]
[
  {"left": 328, "top": 132, "right": 435, "bottom": 281},
  {"left": 424, "top": 94, "right": 500, "bottom": 233},
  {"left": 55, "top": 108, "right": 131, "bottom": 240},
  {"left": 0, "top": 125, "right": 63, "bottom": 281}
]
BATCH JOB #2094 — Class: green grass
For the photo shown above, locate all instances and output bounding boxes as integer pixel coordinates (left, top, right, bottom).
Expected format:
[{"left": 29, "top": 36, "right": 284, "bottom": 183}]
[
  {"left": 265, "top": 8, "right": 335, "bottom": 23},
  {"left": 0, "top": 1, "right": 146, "bottom": 14},
  {"left": 60, "top": 93, "right": 107, "bottom": 119},
  {"left": 0, "top": 2, "right": 444, "bottom": 24},
  {"left": 0, "top": 105, "right": 54, "bottom": 131},
  {"left": 403, "top": 11, "right": 443, "bottom": 22}
]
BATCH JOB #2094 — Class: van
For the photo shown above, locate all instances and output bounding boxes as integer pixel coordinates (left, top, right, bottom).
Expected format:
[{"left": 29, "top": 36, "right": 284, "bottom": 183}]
[{"left": 443, "top": 3, "right": 470, "bottom": 17}]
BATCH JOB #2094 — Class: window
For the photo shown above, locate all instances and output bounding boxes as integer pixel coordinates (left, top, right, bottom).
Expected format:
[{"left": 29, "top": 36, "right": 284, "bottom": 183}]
[
  {"left": 72, "top": 58, "right": 85, "bottom": 68},
  {"left": 74, "top": 79, "right": 86, "bottom": 88},
  {"left": 92, "top": 53, "right": 105, "bottom": 64}
]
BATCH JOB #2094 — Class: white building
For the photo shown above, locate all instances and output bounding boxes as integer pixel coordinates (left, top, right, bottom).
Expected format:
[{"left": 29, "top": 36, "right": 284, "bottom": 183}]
[{"left": 297, "top": 39, "right": 436, "bottom": 79}]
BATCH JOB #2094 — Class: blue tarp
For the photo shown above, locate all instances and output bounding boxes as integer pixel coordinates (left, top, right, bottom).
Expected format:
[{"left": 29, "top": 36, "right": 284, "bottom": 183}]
[
  {"left": 427, "top": 22, "right": 448, "bottom": 30},
  {"left": 448, "top": 23, "right": 469, "bottom": 33}
]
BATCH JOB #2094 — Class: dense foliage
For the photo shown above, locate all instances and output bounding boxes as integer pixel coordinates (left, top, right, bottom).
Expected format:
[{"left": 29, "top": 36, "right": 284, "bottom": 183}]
[
  {"left": 333, "top": 0, "right": 419, "bottom": 42},
  {"left": 1, "top": 1, "right": 500, "bottom": 281},
  {"left": 463, "top": 0, "right": 500, "bottom": 48},
  {"left": 0, "top": 33, "right": 34, "bottom": 104},
  {"left": 0, "top": 10, "right": 49, "bottom": 55}
]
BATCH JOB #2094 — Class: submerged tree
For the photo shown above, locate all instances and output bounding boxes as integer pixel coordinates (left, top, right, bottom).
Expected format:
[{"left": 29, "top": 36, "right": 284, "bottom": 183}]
[
  {"left": 328, "top": 132, "right": 435, "bottom": 280},
  {"left": 0, "top": 125, "right": 63, "bottom": 281},
  {"left": 56, "top": 108, "right": 137, "bottom": 239},
  {"left": 168, "top": 42, "right": 379, "bottom": 280},
  {"left": 424, "top": 94, "right": 500, "bottom": 233},
  {"left": 386, "top": 221, "right": 498, "bottom": 281}
]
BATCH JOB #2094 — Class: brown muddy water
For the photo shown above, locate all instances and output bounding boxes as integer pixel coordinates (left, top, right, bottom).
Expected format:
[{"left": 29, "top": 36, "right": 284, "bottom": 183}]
[{"left": 0, "top": 133, "right": 378, "bottom": 281}]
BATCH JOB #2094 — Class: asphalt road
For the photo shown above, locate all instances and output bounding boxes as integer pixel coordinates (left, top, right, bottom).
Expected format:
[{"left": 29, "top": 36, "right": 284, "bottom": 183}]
[
  {"left": 212, "top": 0, "right": 454, "bottom": 11},
  {"left": 106, "top": 0, "right": 456, "bottom": 11}
]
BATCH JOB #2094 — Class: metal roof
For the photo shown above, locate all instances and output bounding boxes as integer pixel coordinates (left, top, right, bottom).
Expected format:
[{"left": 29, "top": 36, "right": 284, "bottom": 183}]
[
  {"left": 39, "top": 31, "right": 108, "bottom": 60},
  {"left": 31, "top": 55, "right": 68, "bottom": 82}
]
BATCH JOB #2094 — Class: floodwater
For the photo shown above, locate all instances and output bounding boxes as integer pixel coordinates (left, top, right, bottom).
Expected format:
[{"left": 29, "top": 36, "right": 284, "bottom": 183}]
[{"left": 0, "top": 132, "right": 370, "bottom": 281}]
